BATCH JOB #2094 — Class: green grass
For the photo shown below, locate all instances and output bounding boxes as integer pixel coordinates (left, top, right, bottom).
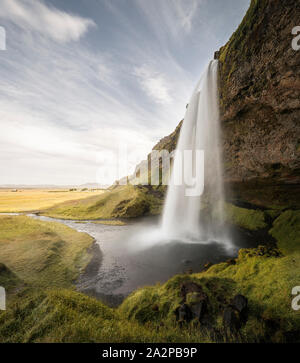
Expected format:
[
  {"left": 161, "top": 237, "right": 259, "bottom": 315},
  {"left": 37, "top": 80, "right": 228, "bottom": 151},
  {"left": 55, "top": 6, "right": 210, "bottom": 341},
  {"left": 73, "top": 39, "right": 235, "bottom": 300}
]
[
  {"left": 119, "top": 209, "right": 300, "bottom": 343},
  {"left": 0, "top": 289, "right": 214, "bottom": 343},
  {"left": 0, "top": 189, "right": 104, "bottom": 213},
  {"left": 0, "top": 209, "right": 299, "bottom": 343},
  {"left": 0, "top": 215, "right": 94, "bottom": 289},
  {"left": 224, "top": 203, "right": 267, "bottom": 230},
  {"left": 42, "top": 184, "right": 164, "bottom": 220}
]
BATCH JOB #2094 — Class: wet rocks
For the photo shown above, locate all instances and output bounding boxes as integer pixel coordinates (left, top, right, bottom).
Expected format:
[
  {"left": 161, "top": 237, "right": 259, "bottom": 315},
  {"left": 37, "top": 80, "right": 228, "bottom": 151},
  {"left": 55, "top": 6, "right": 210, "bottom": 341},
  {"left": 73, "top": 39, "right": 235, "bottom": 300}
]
[
  {"left": 223, "top": 294, "right": 248, "bottom": 332},
  {"left": 175, "top": 303, "right": 193, "bottom": 324},
  {"left": 175, "top": 281, "right": 249, "bottom": 336},
  {"left": 231, "top": 294, "right": 248, "bottom": 323},
  {"left": 223, "top": 306, "right": 241, "bottom": 332},
  {"left": 186, "top": 292, "right": 208, "bottom": 322},
  {"left": 175, "top": 282, "right": 209, "bottom": 324}
]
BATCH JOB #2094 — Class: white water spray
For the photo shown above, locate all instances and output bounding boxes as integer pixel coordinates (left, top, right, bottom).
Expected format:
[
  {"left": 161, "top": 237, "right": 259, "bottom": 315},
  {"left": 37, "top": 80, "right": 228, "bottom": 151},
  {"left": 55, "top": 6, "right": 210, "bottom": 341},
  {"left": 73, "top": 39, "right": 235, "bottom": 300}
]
[{"left": 161, "top": 60, "right": 230, "bottom": 246}]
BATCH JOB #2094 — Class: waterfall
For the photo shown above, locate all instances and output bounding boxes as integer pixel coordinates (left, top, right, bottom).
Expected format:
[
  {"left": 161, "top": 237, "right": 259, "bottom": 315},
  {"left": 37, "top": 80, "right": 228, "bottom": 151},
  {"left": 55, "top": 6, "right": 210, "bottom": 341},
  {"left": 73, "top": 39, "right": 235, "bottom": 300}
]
[{"left": 162, "top": 60, "right": 230, "bottom": 245}]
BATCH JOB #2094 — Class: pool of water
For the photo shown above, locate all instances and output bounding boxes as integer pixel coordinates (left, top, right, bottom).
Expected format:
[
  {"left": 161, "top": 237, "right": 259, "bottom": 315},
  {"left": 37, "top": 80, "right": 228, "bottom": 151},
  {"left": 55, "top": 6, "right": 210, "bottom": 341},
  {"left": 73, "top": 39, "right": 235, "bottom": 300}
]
[{"left": 18, "top": 213, "right": 269, "bottom": 306}]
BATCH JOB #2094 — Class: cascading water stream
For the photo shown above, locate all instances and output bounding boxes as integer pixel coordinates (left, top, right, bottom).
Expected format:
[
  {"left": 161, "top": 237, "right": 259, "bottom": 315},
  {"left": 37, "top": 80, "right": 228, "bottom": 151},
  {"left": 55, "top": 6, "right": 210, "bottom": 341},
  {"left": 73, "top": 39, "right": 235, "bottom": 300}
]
[{"left": 161, "top": 60, "right": 231, "bottom": 246}]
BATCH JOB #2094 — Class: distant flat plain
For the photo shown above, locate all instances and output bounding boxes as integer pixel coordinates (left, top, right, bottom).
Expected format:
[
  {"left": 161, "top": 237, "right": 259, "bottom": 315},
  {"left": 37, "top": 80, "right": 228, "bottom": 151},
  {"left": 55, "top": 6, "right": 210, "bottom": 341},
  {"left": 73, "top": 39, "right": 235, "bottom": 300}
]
[{"left": 0, "top": 189, "right": 104, "bottom": 212}]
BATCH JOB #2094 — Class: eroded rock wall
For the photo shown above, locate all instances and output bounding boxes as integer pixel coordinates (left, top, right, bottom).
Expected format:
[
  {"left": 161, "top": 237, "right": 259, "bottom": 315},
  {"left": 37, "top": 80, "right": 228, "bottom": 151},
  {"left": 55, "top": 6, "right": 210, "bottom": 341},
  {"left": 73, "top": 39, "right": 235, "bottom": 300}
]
[{"left": 217, "top": 0, "right": 300, "bottom": 183}]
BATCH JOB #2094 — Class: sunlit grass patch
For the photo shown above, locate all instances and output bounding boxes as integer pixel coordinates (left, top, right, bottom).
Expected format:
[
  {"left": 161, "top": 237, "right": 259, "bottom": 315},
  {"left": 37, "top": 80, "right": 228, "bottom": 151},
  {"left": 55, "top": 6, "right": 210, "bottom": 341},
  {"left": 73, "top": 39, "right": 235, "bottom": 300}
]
[
  {"left": 0, "top": 189, "right": 104, "bottom": 213},
  {"left": 0, "top": 215, "right": 94, "bottom": 289},
  {"left": 43, "top": 185, "right": 164, "bottom": 220}
]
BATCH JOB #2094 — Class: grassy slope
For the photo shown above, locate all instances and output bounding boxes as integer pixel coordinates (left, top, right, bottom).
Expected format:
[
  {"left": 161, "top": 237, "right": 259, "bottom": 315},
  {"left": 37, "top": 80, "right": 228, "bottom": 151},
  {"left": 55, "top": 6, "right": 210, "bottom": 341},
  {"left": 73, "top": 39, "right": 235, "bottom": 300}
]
[
  {"left": 41, "top": 182, "right": 270, "bottom": 233},
  {"left": 0, "top": 289, "right": 214, "bottom": 343},
  {"left": 119, "top": 210, "right": 300, "bottom": 343},
  {"left": 0, "top": 215, "right": 94, "bottom": 289},
  {"left": 0, "top": 189, "right": 104, "bottom": 213},
  {"left": 42, "top": 185, "right": 164, "bottom": 220},
  {"left": 0, "top": 215, "right": 210, "bottom": 343},
  {"left": 224, "top": 203, "right": 267, "bottom": 230},
  {"left": 0, "top": 210, "right": 299, "bottom": 343}
]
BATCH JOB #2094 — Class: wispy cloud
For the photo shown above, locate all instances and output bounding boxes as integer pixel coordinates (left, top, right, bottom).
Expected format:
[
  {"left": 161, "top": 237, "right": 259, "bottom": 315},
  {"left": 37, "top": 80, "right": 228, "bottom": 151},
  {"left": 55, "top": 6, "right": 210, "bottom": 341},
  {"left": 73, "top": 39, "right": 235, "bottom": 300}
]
[
  {"left": 134, "top": 0, "right": 200, "bottom": 42},
  {"left": 134, "top": 65, "right": 173, "bottom": 104},
  {"left": 0, "top": 0, "right": 250, "bottom": 185},
  {"left": 167, "top": 0, "right": 199, "bottom": 33},
  {"left": 0, "top": 0, "right": 95, "bottom": 43}
]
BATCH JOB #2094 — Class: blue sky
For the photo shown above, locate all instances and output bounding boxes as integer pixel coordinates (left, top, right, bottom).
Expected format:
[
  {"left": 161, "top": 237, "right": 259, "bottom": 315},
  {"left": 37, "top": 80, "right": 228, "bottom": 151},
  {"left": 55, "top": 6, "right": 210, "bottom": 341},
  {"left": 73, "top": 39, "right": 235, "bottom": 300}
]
[{"left": 0, "top": 0, "right": 250, "bottom": 185}]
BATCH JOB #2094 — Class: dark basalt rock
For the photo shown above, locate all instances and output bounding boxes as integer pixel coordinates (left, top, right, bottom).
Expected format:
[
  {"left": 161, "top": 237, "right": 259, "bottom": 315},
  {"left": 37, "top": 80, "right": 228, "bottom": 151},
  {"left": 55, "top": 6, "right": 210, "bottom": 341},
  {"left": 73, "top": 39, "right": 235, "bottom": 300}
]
[
  {"left": 176, "top": 282, "right": 209, "bottom": 323},
  {"left": 223, "top": 294, "right": 249, "bottom": 331},
  {"left": 223, "top": 306, "right": 241, "bottom": 332},
  {"left": 232, "top": 294, "right": 248, "bottom": 313},
  {"left": 214, "top": 51, "right": 220, "bottom": 60},
  {"left": 231, "top": 294, "right": 248, "bottom": 323},
  {"left": 175, "top": 303, "right": 193, "bottom": 323},
  {"left": 187, "top": 292, "right": 208, "bottom": 322}
]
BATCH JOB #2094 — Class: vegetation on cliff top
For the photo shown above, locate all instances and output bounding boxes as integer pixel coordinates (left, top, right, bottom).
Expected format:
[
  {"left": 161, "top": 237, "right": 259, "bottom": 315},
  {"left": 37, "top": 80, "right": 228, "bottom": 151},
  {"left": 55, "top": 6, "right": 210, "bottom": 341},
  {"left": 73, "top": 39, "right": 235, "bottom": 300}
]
[{"left": 218, "top": 0, "right": 269, "bottom": 109}]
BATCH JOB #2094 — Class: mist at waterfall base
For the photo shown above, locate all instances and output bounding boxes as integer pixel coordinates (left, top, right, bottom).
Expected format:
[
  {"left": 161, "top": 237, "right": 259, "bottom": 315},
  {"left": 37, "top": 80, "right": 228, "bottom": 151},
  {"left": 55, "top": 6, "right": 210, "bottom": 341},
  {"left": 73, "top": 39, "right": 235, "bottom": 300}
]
[
  {"left": 62, "top": 61, "right": 262, "bottom": 301},
  {"left": 128, "top": 60, "right": 233, "bottom": 257},
  {"left": 64, "top": 61, "right": 262, "bottom": 302}
]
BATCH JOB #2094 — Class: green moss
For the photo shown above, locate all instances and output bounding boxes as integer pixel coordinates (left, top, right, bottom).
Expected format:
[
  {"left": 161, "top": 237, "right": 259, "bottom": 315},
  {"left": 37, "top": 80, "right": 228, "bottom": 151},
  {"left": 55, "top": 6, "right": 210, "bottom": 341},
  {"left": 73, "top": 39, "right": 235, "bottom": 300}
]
[
  {"left": 117, "top": 208, "right": 300, "bottom": 342},
  {"left": 270, "top": 210, "right": 300, "bottom": 255},
  {"left": 1, "top": 208, "right": 299, "bottom": 342},
  {"left": 218, "top": 0, "right": 269, "bottom": 110},
  {"left": 0, "top": 288, "right": 212, "bottom": 343},
  {"left": 224, "top": 203, "right": 267, "bottom": 230},
  {"left": 42, "top": 184, "right": 164, "bottom": 220},
  {"left": 0, "top": 215, "right": 94, "bottom": 289}
]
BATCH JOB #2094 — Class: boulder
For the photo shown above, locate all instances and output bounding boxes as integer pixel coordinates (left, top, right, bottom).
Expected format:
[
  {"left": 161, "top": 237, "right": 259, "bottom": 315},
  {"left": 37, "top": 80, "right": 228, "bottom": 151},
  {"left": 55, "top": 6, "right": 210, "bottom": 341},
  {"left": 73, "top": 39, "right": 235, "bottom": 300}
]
[
  {"left": 175, "top": 303, "right": 193, "bottom": 323},
  {"left": 231, "top": 294, "right": 248, "bottom": 323},
  {"left": 223, "top": 294, "right": 249, "bottom": 331},
  {"left": 187, "top": 292, "right": 208, "bottom": 322},
  {"left": 223, "top": 306, "right": 241, "bottom": 332}
]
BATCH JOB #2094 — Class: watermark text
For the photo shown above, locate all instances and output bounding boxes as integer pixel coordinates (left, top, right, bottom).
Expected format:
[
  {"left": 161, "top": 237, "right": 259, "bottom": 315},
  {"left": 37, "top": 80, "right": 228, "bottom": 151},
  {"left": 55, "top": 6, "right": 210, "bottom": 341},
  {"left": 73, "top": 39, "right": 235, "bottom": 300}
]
[
  {"left": 0, "top": 286, "right": 6, "bottom": 310},
  {"left": 291, "top": 286, "right": 300, "bottom": 311},
  {"left": 292, "top": 26, "right": 300, "bottom": 51}
]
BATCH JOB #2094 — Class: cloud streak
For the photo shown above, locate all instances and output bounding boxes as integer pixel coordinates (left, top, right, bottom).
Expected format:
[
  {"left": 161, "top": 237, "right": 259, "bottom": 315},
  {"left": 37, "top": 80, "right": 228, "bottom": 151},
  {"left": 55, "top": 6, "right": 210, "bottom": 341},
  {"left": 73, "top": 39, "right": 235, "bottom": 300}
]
[
  {"left": 0, "top": 0, "right": 250, "bottom": 185},
  {"left": 134, "top": 65, "right": 173, "bottom": 104},
  {"left": 0, "top": 0, "right": 95, "bottom": 43}
]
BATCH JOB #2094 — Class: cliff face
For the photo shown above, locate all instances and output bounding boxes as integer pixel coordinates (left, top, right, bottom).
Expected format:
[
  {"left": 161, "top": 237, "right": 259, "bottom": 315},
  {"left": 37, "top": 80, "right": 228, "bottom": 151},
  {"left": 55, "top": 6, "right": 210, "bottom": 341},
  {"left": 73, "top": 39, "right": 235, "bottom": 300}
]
[
  {"left": 124, "top": 0, "right": 300, "bottom": 208},
  {"left": 152, "top": 120, "right": 183, "bottom": 153},
  {"left": 217, "top": 0, "right": 300, "bottom": 183}
]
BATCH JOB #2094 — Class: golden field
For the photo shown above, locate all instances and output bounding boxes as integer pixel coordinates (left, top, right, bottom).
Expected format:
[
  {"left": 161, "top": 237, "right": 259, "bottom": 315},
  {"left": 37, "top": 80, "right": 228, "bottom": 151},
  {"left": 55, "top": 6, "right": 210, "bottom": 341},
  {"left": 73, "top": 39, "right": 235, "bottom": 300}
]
[{"left": 0, "top": 189, "right": 104, "bottom": 213}]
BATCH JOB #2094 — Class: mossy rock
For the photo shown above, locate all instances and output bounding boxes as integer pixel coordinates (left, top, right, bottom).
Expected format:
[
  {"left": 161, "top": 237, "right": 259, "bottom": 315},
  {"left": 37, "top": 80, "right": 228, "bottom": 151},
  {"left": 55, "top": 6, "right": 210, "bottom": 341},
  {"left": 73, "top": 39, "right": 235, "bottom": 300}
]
[{"left": 224, "top": 203, "right": 267, "bottom": 230}]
